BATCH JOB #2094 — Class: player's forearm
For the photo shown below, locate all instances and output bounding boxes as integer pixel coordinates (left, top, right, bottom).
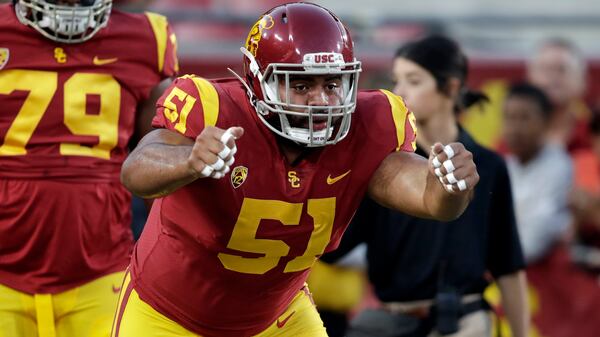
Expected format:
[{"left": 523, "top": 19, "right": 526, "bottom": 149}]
[
  {"left": 121, "top": 142, "right": 199, "bottom": 198},
  {"left": 368, "top": 150, "right": 474, "bottom": 221},
  {"left": 498, "top": 271, "right": 530, "bottom": 337}
]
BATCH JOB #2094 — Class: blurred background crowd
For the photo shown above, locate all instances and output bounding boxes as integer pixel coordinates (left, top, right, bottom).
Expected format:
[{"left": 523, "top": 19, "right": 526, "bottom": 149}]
[{"left": 11, "top": 0, "right": 597, "bottom": 336}]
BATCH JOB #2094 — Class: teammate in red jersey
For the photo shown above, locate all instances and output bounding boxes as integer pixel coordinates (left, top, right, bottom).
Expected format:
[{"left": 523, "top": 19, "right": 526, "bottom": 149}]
[
  {"left": 113, "top": 3, "right": 478, "bottom": 337},
  {"left": 0, "top": 0, "right": 177, "bottom": 336}
]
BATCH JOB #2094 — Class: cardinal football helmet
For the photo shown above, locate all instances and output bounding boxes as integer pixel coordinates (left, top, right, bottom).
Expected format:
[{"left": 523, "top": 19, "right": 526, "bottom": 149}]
[
  {"left": 14, "top": 0, "right": 112, "bottom": 43},
  {"left": 241, "top": 2, "right": 361, "bottom": 147}
]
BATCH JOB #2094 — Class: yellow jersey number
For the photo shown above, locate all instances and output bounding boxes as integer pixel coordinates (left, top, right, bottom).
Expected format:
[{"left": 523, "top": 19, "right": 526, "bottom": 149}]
[
  {"left": 218, "top": 197, "right": 336, "bottom": 274},
  {"left": 0, "top": 70, "right": 120, "bottom": 159}
]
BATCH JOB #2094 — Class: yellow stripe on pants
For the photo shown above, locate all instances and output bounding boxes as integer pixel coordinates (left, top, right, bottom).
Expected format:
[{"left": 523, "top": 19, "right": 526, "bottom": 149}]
[{"left": 34, "top": 294, "right": 56, "bottom": 337}]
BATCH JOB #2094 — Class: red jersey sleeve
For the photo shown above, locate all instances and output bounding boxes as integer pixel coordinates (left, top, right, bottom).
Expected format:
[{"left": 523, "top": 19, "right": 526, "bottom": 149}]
[
  {"left": 380, "top": 89, "right": 417, "bottom": 153},
  {"left": 152, "top": 75, "right": 220, "bottom": 138},
  {"left": 144, "top": 12, "right": 179, "bottom": 78}
]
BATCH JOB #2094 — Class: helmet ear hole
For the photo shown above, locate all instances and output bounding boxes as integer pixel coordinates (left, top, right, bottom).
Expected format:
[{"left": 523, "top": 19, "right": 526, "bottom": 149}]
[{"left": 281, "top": 12, "right": 287, "bottom": 24}]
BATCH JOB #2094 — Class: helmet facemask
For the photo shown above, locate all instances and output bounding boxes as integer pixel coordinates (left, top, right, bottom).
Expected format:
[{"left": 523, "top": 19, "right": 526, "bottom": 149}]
[
  {"left": 242, "top": 47, "right": 361, "bottom": 147},
  {"left": 15, "top": 0, "right": 112, "bottom": 43}
]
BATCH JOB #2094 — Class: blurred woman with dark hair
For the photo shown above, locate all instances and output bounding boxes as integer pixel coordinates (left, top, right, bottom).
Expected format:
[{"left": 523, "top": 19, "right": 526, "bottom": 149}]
[{"left": 322, "top": 35, "right": 529, "bottom": 337}]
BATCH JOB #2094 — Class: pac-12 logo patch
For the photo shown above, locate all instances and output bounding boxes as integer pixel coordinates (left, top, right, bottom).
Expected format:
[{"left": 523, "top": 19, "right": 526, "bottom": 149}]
[
  {"left": 0, "top": 48, "right": 9, "bottom": 70},
  {"left": 231, "top": 166, "right": 248, "bottom": 189}
]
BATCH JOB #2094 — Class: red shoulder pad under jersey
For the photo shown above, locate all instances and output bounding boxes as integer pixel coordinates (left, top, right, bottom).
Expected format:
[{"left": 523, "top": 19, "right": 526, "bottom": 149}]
[
  {"left": 144, "top": 12, "right": 179, "bottom": 78},
  {"left": 379, "top": 89, "right": 417, "bottom": 152},
  {"left": 152, "top": 75, "right": 221, "bottom": 138}
]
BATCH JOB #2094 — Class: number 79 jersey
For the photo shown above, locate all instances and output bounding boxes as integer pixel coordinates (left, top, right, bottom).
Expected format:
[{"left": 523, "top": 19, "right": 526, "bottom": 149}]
[
  {"left": 0, "top": 6, "right": 177, "bottom": 180},
  {"left": 131, "top": 76, "right": 417, "bottom": 336},
  {"left": 0, "top": 5, "right": 177, "bottom": 294}
]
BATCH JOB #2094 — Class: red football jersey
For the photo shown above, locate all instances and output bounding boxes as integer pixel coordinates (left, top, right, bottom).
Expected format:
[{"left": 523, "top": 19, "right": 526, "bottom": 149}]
[
  {"left": 130, "top": 76, "right": 416, "bottom": 336},
  {"left": 0, "top": 4, "right": 177, "bottom": 294}
]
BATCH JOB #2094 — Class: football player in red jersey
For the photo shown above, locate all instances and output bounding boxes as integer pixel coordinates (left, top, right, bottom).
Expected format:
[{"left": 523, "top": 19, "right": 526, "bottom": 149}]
[
  {"left": 0, "top": 0, "right": 177, "bottom": 336},
  {"left": 113, "top": 3, "right": 478, "bottom": 337}
]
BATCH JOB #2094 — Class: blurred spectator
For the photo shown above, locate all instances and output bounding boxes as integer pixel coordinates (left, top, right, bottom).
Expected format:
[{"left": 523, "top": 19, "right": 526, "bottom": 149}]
[
  {"left": 569, "top": 111, "right": 600, "bottom": 269},
  {"left": 500, "top": 91, "right": 600, "bottom": 337},
  {"left": 323, "top": 35, "right": 528, "bottom": 337},
  {"left": 462, "top": 37, "right": 592, "bottom": 153},
  {"left": 502, "top": 83, "right": 573, "bottom": 264},
  {"left": 528, "top": 38, "right": 592, "bottom": 153}
]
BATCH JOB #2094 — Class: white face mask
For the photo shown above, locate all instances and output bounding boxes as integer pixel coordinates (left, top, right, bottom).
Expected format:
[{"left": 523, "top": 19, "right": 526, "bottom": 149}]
[
  {"left": 38, "top": 4, "right": 96, "bottom": 36},
  {"left": 15, "top": 0, "right": 112, "bottom": 43}
]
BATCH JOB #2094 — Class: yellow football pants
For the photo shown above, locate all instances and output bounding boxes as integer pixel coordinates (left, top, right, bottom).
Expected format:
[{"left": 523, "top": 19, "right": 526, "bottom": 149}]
[
  {"left": 112, "top": 272, "right": 327, "bottom": 337},
  {"left": 0, "top": 271, "right": 126, "bottom": 337}
]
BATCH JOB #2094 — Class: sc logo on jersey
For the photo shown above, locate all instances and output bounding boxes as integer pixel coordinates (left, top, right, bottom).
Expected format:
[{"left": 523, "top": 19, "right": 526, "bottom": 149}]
[{"left": 288, "top": 171, "right": 300, "bottom": 188}]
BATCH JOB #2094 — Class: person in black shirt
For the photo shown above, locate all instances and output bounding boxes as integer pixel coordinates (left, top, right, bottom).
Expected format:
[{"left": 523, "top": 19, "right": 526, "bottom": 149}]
[{"left": 323, "top": 35, "right": 529, "bottom": 337}]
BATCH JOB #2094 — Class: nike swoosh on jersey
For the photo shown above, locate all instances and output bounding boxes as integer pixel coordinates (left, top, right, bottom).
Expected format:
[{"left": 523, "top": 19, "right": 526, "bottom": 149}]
[
  {"left": 93, "top": 56, "right": 118, "bottom": 65},
  {"left": 112, "top": 285, "right": 122, "bottom": 294},
  {"left": 276, "top": 311, "right": 295, "bottom": 328},
  {"left": 327, "top": 170, "right": 351, "bottom": 185}
]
